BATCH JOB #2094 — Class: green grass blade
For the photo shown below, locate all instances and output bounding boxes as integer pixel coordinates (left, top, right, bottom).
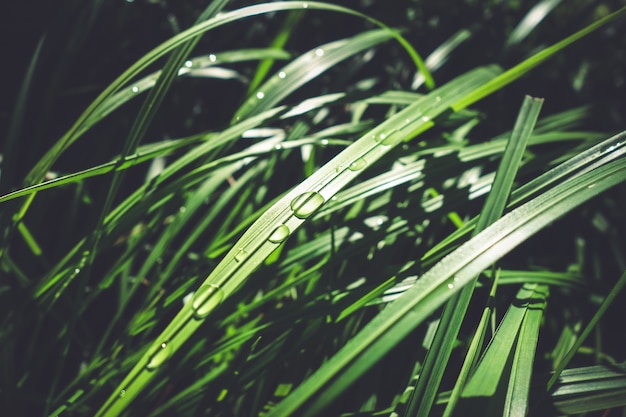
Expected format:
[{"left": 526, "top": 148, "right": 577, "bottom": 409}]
[
  {"left": 266, "top": 142, "right": 626, "bottom": 417},
  {"left": 233, "top": 28, "right": 399, "bottom": 121},
  {"left": 503, "top": 285, "right": 548, "bottom": 417},
  {"left": 405, "top": 95, "right": 543, "bottom": 417},
  {"left": 547, "top": 269, "right": 626, "bottom": 390},
  {"left": 24, "top": 1, "right": 428, "bottom": 187},
  {"left": 458, "top": 284, "right": 548, "bottom": 417},
  {"left": 94, "top": 66, "right": 497, "bottom": 417},
  {"left": 452, "top": 6, "right": 626, "bottom": 111},
  {"left": 247, "top": 10, "right": 304, "bottom": 94},
  {"left": 550, "top": 362, "right": 626, "bottom": 414}
]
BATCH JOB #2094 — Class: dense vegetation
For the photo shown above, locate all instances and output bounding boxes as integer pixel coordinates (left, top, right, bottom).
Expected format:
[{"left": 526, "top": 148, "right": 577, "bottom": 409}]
[{"left": 2, "top": 1, "right": 625, "bottom": 416}]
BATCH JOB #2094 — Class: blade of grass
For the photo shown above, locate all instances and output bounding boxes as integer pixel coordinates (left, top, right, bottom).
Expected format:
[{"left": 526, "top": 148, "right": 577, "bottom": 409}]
[
  {"left": 405, "top": 95, "right": 543, "bottom": 417},
  {"left": 93, "top": 66, "right": 497, "bottom": 417},
  {"left": 265, "top": 145, "right": 626, "bottom": 417},
  {"left": 503, "top": 285, "right": 548, "bottom": 417},
  {"left": 247, "top": 10, "right": 304, "bottom": 94},
  {"left": 452, "top": 6, "right": 626, "bottom": 111},
  {"left": 547, "top": 269, "right": 626, "bottom": 390}
]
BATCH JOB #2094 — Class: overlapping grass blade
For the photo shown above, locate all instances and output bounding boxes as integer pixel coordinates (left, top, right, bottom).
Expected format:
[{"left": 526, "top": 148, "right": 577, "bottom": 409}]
[
  {"left": 548, "top": 269, "right": 626, "bottom": 390},
  {"left": 405, "top": 95, "right": 543, "bottom": 417},
  {"left": 457, "top": 284, "right": 548, "bottom": 417},
  {"left": 550, "top": 361, "right": 626, "bottom": 414},
  {"left": 94, "top": 63, "right": 497, "bottom": 417},
  {"left": 266, "top": 145, "right": 626, "bottom": 417}
]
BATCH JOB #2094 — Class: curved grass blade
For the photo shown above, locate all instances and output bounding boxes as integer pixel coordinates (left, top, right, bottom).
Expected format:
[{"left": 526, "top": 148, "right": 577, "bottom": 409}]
[
  {"left": 266, "top": 150, "right": 626, "bottom": 417},
  {"left": 550, "top": 360, "right": 626, "bottom": 414},
  {"left": 452, "top": 6, "right": 626, "bottom": 111},
  {"left": 93, "top": 66, "right": 497, "bottom": 417},
  {"left": 547, "top": 269, "right": 626, "bottom": 390},
  {"left": 24, "top": 1, "right": 429, "bottom": 187},
  {"left": 405, "top": 95, "right": 543, "bottom": 417},
  {"left": 234, "top": 28, "right": 399, "bottom": 121}
]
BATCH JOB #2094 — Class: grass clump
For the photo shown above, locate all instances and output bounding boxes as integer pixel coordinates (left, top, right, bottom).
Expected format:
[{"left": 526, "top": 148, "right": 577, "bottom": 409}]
[{"left": 1, "top": 1, "right": 626, "bottom": 416}]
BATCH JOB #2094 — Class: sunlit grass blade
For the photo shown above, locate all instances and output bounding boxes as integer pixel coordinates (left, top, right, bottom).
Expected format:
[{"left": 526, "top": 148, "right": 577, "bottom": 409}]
[
  {"left": 266, "top": 140, "right": 626, "bottom": 417},
  {"left": 458, "top": 284, "right": 548, "bottom": 416},
  {"left": 233, "top": 28, "right": 400, "bottom": 121},
  {"left": 452, "top": 6, "right": 626, "bottom": 111},
  {"left": 94, "top": 65, "right": 497, "bottom": 417},
  {"left": 405, "top": 95, "right": 543, "bottom": 417},
  {"left": 550, "top": 361, "right": 626, "bottom": 414}
]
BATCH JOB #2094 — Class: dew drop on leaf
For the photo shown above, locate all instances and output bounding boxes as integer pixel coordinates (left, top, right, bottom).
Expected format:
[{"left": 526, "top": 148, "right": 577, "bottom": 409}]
[
  {"left": 146, "top": 342, "right": 172, "bottom": 370},
  {"left": 191, "top": 284, "right": 224, "bottom": 319},
  {"left": 290, "top": 192, "right": 325, "bottom": 219},
  {"left": 348, "top": 158, "right": 367, "bottom": 171},
  {"left": 268, "top": 224, "right": 290, "bottom": 243},
  {"left": 234, "top": 249, "right": 248, "bottom": 262}
]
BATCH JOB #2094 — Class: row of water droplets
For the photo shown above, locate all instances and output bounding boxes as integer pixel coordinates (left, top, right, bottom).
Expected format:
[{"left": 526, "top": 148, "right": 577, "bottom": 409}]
[
  {"left": 141, "top": 190, "right": 327, "bottom": 377},
  {"left": 139, "top": 96, "right": 445, "bottom": 385}
]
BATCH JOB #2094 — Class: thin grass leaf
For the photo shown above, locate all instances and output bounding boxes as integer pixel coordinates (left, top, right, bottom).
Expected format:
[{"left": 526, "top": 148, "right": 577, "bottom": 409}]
[
  {"left": 451, "top": 6, "right": 626, "bottom": 111},
  {"left": 24, "top": 1, "right": 429, "bottom": 187},
  {"left": 266, "top": 139, "right": 626, "bottom": 417},
  {"left": 547, "top": 269, "right": 626, "bottom": 390},
  {"left": 405, "top": 95, "right": 543, "bottom": 417},
  {"left": 94, "top": 64, "right": 496, "bottom": 417},
  {"left": 457, "top": 284, "right": 548, "bottom": 417},
  {"left": 233, "top": 28, "right": 400, "bottom": 121},
  {"left": 247, "top": 10, "right": 303, "bottom": 94},
  {"left": 442, "top": 270, "right": 500, "bottom": 417},
  {"left": 550, "top": 362, "right": 626, "bottom": 414},
  {"left": 505, "top": 0, "right": 562, "bottom": 49},
  {"left": 503, "top": 285, "right": 548, "bottom": 417}
]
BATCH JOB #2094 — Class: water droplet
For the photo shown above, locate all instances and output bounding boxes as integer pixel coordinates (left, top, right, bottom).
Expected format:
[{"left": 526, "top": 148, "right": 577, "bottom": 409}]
[
  {"left": 302, "top": 3, "right": 308, "bottom": 8},
  {"left": 234, "top": 249, "right": 248, "bottom": 262},
  {"left": 274, "top": 144, "right": 282, "bottom": 150},
  {"left": 256, "top": 91, "right": 265, "bottom": 99},
  {"left": 179, "top": 206, "right": 186, "bottom": 213},
  {"left": 268, "top": 224, "right": 290, "bottom": 243},
  {"left": 320, "top": 139, "right": 329, "bottom": 146},
  {"left": 290, "top": 192, "right": 325, "bottom": 219},
  {"left": 374, "top": 132, "right": 387, "bottom": 143},
  {"left": 146, "top": 342, "right": 172, "bottom": 370},
  {"left": 447, "top": 283, "right": 454, "bottom": 289},
  {"left": 184, "top": 60, "right": 192, "bottom": 68},
  {"left": 119, "top": 389, "right": 127, "bottom": 398},
  {"left": 348, "top": 158, "right": 367, "bottom": 171},
  {"left": 131, "top": 86, "right": 139, "bottom": 93},
  {"left": 278, "top": 71, "right": 287, "bottom": 79},
  {"left": 587, "top": 183, "right": 596, "bottom": 189},
  {"left": 74, "top": 268, "right": 80, "bottom": 275},
  {"left": 421, "top": 116, "right": 430, "bottom": 123},
  {"left": 435, "top": 96, "right": 442, "bottom": 102},
  {"left": 191, "top": 284, "right": 224, "bottom": 319},
  {"left": 315, "top": 48, "right": 324, "bottom": 57},
  {"left": 209, "top": 54, "right": 217, "bottom": 62}
]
